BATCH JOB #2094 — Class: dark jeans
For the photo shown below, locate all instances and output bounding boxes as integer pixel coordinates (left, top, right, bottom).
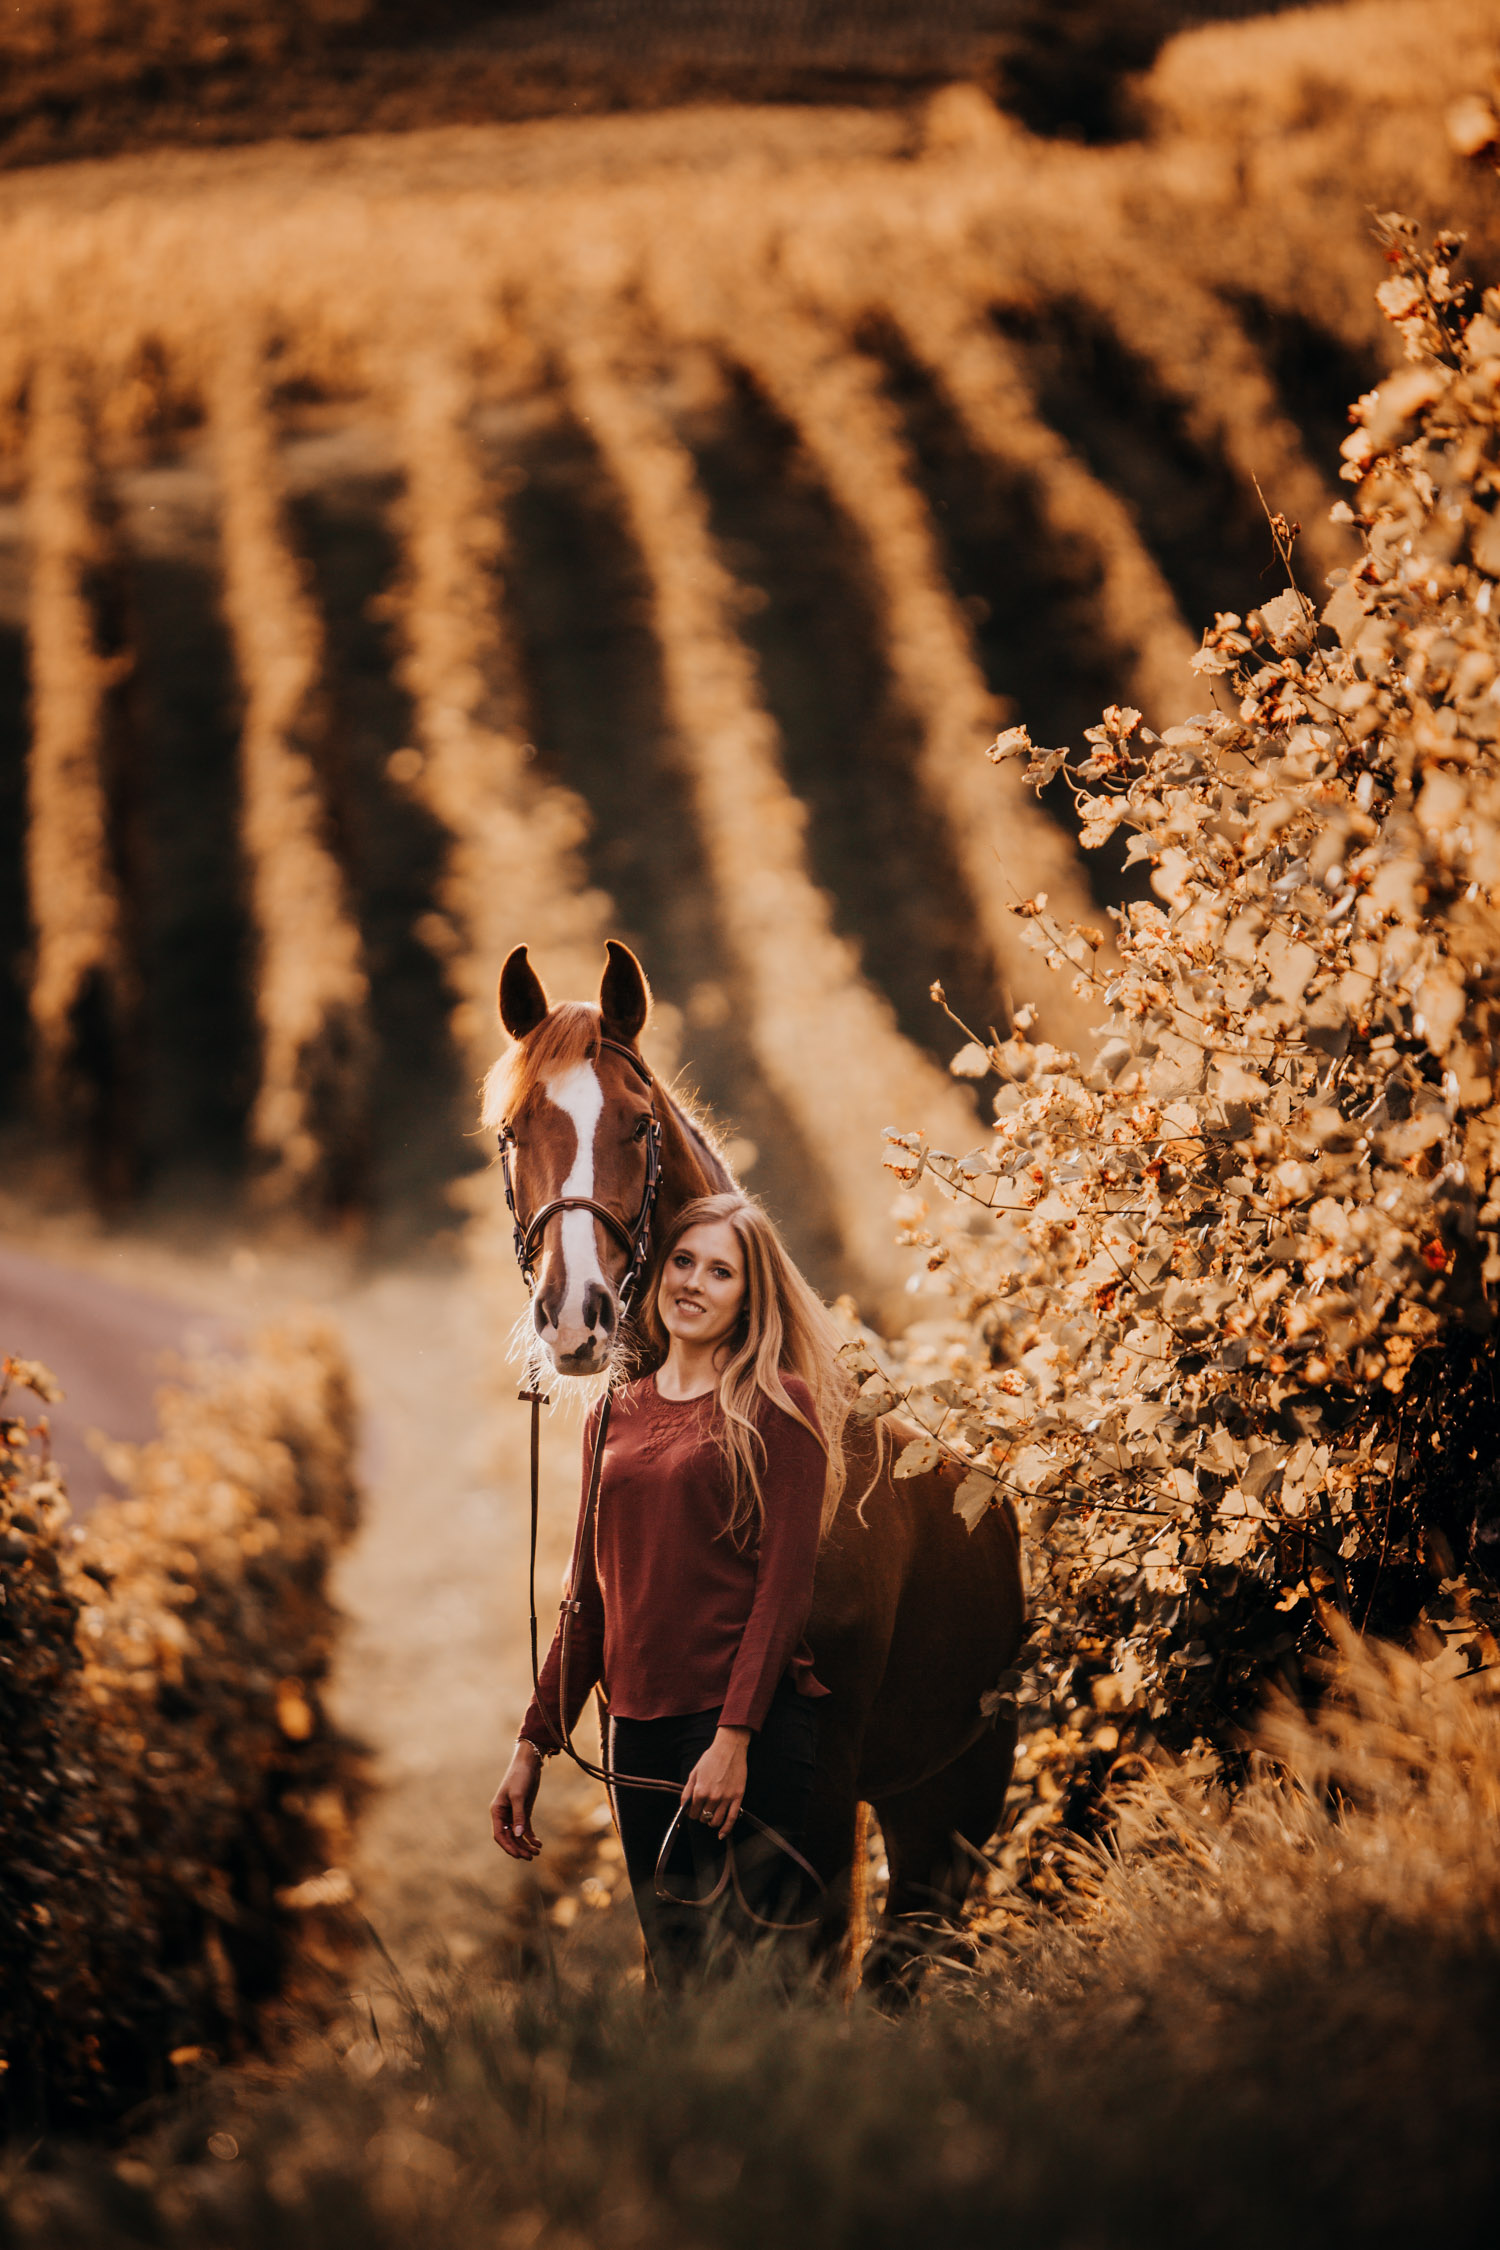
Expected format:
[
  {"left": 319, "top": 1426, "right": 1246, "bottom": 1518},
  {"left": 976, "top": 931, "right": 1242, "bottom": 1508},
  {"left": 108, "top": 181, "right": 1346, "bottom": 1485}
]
[{"left": 610, "top": 1681, "right": 822, "bottom": 1981}]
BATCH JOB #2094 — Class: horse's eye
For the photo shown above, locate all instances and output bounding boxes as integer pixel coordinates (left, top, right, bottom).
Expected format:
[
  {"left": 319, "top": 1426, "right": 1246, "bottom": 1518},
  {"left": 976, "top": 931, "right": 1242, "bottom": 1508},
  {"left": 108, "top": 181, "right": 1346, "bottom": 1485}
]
[{"left": 633, "top": 1116, "right": 651, "bottom": 1140}]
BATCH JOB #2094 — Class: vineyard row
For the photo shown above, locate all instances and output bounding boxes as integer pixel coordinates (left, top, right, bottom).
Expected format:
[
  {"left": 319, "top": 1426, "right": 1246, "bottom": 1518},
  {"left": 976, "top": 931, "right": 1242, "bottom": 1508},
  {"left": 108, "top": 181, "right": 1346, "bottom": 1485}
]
[{"left": 0, "top": 28, "right": 1491, "bottom": 1286}]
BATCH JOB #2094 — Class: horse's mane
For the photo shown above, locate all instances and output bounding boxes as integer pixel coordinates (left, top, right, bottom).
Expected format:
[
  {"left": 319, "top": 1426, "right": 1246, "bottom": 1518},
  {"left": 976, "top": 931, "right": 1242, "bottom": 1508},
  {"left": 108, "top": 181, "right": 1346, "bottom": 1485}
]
[
  {"left": 668, "top": 1083, "right": 737, "bottom": 1192},
  {"left": 481, "top": 1003, "right": 601, "bottom": 1129},
  {"left": 482, "top": 1004, "right": 738, "bottom": 1194}
]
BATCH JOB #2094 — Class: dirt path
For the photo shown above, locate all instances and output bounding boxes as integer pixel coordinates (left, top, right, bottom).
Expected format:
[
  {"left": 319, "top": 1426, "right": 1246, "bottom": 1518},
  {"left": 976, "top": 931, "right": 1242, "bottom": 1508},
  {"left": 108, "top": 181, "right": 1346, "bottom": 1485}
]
[
  {"left": 320, "top": 1258, "right": 603, "bottom": 1965},
  {"left": 0, "top": 1212, "right": 606, "bottom": 1971},
  {"left": 0, "top": 1240, "right": 238, "bottom": 1512}
]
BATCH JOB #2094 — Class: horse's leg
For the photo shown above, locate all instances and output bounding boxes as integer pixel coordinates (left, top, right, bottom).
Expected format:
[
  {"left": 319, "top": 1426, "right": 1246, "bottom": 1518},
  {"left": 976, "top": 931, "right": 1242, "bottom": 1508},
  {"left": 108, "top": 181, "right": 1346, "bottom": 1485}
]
[
  {"left": 865, "top": 1714, "right": 1018, "bottom": 1996},
  {"left": 799, "top": 1723, "right": 865, "bottom": 1982},
  {"left": 799, "top": 1790, "right": 862, "bottom": 1982}
]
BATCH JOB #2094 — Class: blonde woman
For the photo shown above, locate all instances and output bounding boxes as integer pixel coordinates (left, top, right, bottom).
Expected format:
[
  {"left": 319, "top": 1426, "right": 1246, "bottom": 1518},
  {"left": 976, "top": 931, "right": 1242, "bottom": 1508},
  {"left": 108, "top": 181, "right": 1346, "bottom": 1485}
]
[{"left": 490, "top": 1190, "right": 854, "bottom": 1976}]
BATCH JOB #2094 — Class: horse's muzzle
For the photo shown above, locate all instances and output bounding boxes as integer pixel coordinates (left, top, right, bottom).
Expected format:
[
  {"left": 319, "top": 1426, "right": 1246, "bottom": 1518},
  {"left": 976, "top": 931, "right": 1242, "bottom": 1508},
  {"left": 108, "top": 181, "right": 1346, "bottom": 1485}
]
[
  {"left": 547, "top": 1336, "right": 614, "bottom": 1377},
  {"left": 534, "top": 1272, "right": 618, "bottom": 1377}
]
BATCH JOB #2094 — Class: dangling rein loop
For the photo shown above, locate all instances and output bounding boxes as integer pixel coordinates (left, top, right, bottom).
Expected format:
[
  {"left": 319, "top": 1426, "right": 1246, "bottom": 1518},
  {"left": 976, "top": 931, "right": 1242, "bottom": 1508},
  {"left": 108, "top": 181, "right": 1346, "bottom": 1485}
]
[{"left": 507, "top": 1035, "right": 824, "bottom": 1932}]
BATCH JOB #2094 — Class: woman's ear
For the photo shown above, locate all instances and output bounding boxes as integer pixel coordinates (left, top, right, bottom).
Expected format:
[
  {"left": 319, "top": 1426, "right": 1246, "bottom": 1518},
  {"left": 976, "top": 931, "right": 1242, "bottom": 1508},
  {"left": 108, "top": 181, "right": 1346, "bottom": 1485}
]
[
  {"left": 600, "top": 939, "right": 651, "bottom": 1044},
  {"left": 499, "top": 945, "right": 550, "bottom": 1040}
]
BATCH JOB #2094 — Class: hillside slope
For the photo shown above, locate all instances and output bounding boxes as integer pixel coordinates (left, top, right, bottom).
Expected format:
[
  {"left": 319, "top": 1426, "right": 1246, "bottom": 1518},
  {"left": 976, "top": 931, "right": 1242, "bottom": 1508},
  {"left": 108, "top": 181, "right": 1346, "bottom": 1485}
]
[{"left": 0, "top": 1, "right": 1295, "bottom": 169}]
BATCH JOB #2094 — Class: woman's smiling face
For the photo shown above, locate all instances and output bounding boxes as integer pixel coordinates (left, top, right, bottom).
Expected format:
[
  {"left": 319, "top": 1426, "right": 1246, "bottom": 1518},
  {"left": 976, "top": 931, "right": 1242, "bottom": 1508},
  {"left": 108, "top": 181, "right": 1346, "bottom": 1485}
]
[{"left": 657, "top": 1219, "right": 747, "bottom": 1353}]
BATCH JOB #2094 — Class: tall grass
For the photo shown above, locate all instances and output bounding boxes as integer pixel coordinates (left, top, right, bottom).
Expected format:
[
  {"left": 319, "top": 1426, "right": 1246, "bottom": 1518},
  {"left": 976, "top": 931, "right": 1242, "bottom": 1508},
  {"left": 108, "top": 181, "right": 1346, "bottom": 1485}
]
[{"left": 6, "top": 1638, "right": 1498, "bottom": 2244}]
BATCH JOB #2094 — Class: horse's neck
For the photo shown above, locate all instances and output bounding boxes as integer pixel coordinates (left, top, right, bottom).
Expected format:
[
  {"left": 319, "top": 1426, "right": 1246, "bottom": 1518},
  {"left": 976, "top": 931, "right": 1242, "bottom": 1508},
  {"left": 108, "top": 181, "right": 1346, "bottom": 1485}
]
[{"left": 656, "top": 1100, "right": 724, "bottom": 1225}]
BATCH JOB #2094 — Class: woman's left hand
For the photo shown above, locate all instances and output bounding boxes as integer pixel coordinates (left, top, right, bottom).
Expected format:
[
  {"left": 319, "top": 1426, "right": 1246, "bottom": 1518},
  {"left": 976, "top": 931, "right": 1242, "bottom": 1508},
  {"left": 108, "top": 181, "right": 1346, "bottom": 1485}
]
[{"left": 682, "top": 1725, "right": 751, "bottom": 1840}]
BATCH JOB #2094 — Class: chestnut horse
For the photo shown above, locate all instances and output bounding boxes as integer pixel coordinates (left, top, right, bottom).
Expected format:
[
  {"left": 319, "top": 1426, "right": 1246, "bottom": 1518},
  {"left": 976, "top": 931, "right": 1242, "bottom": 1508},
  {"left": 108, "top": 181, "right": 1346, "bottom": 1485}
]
[{"left": 486, "top": 940, "right": 1024, "bottom": 1983}]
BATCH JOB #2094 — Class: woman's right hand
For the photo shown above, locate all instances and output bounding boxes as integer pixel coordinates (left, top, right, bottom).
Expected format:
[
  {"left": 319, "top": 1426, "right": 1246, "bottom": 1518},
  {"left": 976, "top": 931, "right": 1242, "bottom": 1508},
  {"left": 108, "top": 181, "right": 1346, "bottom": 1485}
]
[{"left": 490, "top": 1741, "right": 544, "bottom": 1859}]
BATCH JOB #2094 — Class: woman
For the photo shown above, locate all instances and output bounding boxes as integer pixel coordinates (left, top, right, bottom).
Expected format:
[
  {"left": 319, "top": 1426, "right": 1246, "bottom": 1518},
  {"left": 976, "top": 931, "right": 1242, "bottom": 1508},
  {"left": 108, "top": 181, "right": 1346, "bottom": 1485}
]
[{"left": 489, "top": 1190, "right": 855, "bottom": 1977}]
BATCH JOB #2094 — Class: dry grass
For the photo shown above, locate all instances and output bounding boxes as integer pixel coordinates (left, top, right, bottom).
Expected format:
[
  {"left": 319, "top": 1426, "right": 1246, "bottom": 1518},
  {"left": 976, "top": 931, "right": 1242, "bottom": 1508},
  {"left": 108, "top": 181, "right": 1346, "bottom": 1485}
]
[{"left": 5, "top": 1637, "right": 1498, "bottom": 2242}]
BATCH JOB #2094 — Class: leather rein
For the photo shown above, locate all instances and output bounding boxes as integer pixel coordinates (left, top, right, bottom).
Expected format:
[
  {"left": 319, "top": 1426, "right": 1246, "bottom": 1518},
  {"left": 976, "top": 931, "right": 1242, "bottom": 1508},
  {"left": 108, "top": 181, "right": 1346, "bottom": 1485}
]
[{"left": 500, "top": 1036, "right": 824, "bottom": 1932}]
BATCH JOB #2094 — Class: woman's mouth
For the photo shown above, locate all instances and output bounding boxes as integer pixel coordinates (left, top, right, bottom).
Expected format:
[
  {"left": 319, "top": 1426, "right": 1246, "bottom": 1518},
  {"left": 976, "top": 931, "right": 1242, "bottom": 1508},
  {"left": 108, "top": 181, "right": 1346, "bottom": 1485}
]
[{"left": 674, "top": 1297, "right": 704, "bottom": 1316}]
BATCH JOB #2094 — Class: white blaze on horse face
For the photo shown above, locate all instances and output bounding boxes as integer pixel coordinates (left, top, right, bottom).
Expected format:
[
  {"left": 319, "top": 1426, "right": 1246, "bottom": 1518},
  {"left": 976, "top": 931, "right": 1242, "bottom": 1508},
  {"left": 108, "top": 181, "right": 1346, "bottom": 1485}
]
[{"left": 540, "top": 1060, "right": 609, "bottom": 1368}]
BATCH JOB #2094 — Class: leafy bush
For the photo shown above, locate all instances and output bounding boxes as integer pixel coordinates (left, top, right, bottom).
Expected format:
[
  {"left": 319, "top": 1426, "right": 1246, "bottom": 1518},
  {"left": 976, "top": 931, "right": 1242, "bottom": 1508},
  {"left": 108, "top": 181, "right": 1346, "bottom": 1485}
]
[
  {"left": 862, "top": 217, "right": 1500, "bottom": 1789},
  {"left": 0, "top": 1324, "right": 358, "bottom": 2133}
]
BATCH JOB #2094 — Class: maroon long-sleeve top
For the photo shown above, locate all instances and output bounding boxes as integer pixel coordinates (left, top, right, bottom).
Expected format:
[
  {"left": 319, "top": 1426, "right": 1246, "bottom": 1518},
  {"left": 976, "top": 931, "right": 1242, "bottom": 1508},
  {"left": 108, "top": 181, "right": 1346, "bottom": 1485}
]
[{"left": 519, "top": 1373, "right": 829, "bottom": 1748}]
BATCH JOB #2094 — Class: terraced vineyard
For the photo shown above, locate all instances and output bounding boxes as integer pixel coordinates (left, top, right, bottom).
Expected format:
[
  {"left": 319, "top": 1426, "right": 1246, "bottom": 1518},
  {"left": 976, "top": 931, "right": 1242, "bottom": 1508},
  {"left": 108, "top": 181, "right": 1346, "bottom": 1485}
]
[{"left": 0, "top": 0, "right": 1495, "bottom": 1301}]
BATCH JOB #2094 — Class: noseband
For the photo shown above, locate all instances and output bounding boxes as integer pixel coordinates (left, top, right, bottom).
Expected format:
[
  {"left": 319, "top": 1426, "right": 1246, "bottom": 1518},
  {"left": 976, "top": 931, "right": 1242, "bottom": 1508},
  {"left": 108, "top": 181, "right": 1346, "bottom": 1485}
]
[{"left": 497, "top": 1036, "right": 664, "bottom": 1315}]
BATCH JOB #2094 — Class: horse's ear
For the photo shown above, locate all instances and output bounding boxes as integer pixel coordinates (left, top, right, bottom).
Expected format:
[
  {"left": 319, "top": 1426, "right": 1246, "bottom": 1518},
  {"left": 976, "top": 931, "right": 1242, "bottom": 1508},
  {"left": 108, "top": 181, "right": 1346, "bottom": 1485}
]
[
  {"left": 600, "top": 940, "right": 651, "bottom": 1044},
  {"left": 499, "top": 945, "right": 550, "bottom": 1041}
]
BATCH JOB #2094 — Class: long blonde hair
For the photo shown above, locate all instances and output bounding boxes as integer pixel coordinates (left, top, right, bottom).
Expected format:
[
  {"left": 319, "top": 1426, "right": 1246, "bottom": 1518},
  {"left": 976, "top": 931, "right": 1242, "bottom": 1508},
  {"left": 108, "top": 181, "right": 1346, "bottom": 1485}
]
[{"left": 637, "top": 1191, "right": 857, "bottom": 1544}]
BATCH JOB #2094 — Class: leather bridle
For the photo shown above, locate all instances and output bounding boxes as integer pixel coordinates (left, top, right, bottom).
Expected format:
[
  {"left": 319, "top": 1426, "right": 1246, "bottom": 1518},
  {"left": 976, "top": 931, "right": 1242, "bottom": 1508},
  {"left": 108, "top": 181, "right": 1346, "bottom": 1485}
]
[{"left": 496, "top": 1036, "right": 665, "bottom": 1312}]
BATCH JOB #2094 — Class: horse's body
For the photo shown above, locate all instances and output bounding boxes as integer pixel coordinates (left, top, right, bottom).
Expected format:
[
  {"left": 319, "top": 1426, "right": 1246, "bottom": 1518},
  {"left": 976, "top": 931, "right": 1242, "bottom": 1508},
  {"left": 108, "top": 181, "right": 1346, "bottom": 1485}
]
[{"left": 489, "top": 942, "right": 1023, "bottom": 1981}]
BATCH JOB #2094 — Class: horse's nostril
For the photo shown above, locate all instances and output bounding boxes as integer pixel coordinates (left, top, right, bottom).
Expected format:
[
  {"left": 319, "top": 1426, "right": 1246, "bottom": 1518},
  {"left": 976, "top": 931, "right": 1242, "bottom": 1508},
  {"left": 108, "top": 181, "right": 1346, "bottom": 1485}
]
[
  {"left": 582, "top": 1282, "right": 616, "bottom": 1335},
  {"left": 533, "top": 1296, "right": 553, "bottom": 1336}
]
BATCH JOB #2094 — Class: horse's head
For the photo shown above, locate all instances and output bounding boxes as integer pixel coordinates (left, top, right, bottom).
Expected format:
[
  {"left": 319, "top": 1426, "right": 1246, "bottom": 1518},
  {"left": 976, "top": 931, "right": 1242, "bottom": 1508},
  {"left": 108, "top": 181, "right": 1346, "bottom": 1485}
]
[{"left": 486, "top": 940, "right": 659, "bottom": 1379}]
